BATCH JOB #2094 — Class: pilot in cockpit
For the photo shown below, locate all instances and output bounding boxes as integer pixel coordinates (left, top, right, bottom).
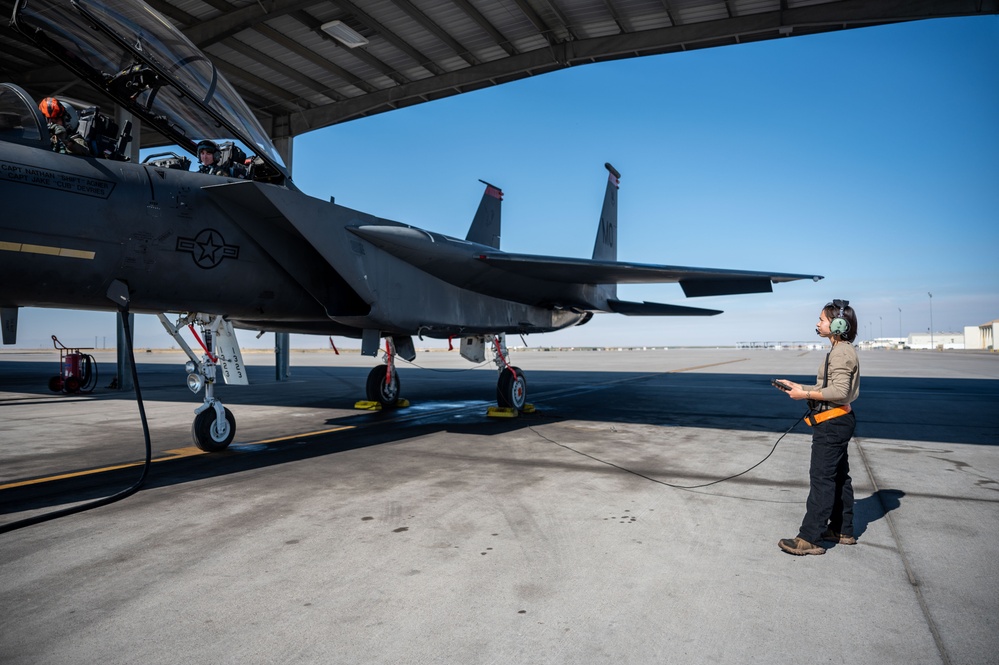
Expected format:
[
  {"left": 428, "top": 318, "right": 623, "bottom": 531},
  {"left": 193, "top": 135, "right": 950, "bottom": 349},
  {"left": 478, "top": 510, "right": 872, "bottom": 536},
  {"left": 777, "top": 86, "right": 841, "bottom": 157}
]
[
  {"left": 196, "top": 139, "right": 248, "bottom": 178},
  {"left": 39, "top": 97, "right": 89, "bottom": 156}
]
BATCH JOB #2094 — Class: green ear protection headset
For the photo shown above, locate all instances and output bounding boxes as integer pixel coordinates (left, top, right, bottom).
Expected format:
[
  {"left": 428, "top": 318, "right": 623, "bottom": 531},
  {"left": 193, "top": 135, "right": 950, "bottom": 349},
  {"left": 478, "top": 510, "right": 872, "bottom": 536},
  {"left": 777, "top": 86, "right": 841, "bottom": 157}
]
[{"left": 829, "top": 299, "right": 851, "bottom": 337}]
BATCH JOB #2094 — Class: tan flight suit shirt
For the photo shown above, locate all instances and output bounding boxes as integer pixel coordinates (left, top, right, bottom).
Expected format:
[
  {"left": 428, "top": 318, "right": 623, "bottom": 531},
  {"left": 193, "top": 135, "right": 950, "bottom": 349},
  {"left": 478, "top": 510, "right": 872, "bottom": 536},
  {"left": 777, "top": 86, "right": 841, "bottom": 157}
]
[{"left": 804, "top": 341, "right": 860, "bottom": 407}]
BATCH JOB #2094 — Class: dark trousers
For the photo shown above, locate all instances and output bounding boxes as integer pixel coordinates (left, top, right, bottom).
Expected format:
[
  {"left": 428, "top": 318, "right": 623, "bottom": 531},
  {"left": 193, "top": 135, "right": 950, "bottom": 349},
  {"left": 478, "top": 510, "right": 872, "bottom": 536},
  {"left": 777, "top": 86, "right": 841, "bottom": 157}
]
[{"left": 798, "top": 411, "right": 856, "bottom": 544}]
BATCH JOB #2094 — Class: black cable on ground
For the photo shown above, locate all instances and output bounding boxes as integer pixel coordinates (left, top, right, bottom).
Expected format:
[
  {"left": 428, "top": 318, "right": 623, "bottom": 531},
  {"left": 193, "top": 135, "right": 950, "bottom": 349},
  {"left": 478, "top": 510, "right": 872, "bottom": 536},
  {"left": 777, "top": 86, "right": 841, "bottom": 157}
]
[
  {"left": 529, "top": 409, "right": 811, "bottom": 490},
  {"left": 0, "top": 306, "right": 152, "bottom": 535}
]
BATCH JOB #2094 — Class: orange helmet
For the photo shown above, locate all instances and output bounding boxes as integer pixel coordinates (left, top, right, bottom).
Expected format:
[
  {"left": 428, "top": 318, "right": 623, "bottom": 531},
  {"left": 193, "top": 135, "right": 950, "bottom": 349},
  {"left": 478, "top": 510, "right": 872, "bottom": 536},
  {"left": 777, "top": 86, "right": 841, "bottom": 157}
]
[{"left": 39, "top": 97, "right": 66, "bottom": 120}]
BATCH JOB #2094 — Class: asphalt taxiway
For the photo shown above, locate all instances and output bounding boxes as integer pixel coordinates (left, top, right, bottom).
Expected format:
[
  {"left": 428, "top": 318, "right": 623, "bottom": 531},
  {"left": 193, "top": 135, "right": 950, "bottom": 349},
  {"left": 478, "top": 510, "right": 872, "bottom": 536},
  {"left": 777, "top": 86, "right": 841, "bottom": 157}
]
[{"left": 1, "top": 347, "right": 997, "bottom": 664}]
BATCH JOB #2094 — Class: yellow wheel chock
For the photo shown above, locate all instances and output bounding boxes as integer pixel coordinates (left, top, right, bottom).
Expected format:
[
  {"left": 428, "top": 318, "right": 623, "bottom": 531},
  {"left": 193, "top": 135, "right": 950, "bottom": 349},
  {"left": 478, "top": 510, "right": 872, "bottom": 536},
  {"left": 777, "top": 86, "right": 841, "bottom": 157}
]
[
  {"left": 354, "top": 398, "right": 410, "bottom": 410},
  {"left": 486, "top": 403, "right": 535, "bottom": 418}
]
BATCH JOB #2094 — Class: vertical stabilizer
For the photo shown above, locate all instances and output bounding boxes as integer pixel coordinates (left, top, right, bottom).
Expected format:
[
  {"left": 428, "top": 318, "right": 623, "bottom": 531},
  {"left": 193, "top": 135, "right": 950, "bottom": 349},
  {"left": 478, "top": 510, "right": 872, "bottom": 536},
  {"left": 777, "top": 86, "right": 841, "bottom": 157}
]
[
  {"left": 465, "top": 180, "right": 503, "bottom": 248},
  {"left": 592, "top": 163, "right": 620, "bottom": 261},
  {"left": 592, "top": 164, "right": 620, "bottom": 305}
]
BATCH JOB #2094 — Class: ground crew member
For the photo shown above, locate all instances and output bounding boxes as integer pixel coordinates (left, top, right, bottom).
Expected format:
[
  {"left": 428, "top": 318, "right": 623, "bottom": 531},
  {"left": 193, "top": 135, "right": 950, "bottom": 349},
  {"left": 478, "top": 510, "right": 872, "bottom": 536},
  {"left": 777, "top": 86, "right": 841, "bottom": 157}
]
[
  {"left": 38, "top": 97, "right": 89, "bottom": 156},
  {"left": 775, "top": 299, "right": 860, "bottom": 555}
]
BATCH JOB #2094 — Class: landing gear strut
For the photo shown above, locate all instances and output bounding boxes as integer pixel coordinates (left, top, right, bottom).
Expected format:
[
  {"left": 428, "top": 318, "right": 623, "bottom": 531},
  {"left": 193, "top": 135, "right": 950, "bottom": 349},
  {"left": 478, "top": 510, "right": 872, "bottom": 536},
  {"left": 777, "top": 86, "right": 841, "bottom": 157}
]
[
  {"left": 365, "top": 338, "right": 401, "bottom": 406},
  {"left": 158, "top": 313, "right": 238, "bottom": 451},
  {"left": 492, "top": 334, "right": 528, "bottom": 411}
]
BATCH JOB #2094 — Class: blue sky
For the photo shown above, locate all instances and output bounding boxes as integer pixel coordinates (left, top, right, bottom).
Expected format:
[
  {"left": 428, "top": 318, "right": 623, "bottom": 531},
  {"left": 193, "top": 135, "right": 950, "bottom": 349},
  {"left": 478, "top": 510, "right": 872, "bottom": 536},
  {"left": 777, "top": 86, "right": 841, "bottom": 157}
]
[{"left": 10, "top": 15, "right": 998, "bottom": 349}]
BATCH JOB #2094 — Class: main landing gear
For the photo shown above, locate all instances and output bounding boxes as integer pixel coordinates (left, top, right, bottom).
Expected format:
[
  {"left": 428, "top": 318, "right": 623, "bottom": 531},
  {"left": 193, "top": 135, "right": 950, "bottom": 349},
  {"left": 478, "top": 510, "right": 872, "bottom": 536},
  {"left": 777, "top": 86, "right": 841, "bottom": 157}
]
[
  {"left": 158, "top": 313, "right": 240, "bottom": 452},
  {"left": 358, "top": 337, "right": 407, "bottom": 409},
  {"left": 489, "top": 334, "right": 532, "bottom": 417},
  {"left": 358, "top": 332, "right": 532, "bottom": 416}
]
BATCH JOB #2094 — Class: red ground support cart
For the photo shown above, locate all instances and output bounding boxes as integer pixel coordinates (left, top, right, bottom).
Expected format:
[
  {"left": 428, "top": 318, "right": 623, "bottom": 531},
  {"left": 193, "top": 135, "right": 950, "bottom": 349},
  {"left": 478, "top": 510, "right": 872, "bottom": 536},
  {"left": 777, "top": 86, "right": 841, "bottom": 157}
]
[{"left": 48, "top": 335, "right": 98, "bottom": 394}]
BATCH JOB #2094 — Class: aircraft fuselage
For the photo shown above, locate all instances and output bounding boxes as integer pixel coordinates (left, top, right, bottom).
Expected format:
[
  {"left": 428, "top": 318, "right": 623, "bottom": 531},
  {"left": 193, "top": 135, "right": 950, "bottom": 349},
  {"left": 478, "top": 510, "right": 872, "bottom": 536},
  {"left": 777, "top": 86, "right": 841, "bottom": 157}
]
[
  {"left": 0, "top": 141, "right": 339, "bottom": 318},
  {"left": 0, "top": 140, "right": 589, "bottom": 339}
]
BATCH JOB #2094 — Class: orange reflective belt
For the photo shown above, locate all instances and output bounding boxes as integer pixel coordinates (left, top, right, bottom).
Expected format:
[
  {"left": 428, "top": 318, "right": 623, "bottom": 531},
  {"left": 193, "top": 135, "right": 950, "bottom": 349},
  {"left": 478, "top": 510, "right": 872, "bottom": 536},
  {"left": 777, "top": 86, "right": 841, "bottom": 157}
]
[{"left": 804, "top": 404, "right": 852, "bottom": 427}]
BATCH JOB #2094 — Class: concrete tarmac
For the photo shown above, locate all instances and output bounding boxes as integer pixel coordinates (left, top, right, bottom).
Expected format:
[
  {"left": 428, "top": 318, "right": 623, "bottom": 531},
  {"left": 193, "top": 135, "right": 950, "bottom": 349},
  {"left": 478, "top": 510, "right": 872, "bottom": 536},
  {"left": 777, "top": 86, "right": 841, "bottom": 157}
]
[{"left": 1, "top": 347, "right": 997, "bottom": 664}]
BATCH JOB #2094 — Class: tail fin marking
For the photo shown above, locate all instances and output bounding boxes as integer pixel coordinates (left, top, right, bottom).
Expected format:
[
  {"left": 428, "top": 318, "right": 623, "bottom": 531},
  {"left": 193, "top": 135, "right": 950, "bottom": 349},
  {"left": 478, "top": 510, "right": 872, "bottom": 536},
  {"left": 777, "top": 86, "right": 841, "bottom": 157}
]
[{"left": 465, "top": 180, "right": 503, "bottom": 249}]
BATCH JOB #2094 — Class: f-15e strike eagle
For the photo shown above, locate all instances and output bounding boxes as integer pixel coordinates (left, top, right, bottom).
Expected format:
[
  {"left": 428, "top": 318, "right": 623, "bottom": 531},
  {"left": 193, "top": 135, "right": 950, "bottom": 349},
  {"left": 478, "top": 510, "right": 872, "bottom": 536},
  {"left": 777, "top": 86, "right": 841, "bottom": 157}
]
[{"left": 0, "top": 0, "right": 821, "bottom": 451}]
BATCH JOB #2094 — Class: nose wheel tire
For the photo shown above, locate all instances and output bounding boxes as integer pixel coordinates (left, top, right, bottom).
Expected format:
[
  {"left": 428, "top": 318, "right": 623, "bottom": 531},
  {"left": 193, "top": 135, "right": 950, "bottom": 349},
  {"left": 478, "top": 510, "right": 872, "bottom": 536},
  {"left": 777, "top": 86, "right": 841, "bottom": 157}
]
[
  {"left": 496, "top": 366, "right": 527, "bottom": 410},
  {"left": 192, "top": 407, "right": 236, "bottom": 452},
  {"left": 366, "top": 365, "right": 401, "bottom": 406}
]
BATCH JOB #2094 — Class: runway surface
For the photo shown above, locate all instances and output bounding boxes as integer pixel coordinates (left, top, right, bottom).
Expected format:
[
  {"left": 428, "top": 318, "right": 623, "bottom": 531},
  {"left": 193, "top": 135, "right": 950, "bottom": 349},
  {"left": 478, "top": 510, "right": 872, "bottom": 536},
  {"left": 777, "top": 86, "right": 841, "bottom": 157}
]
[{"left": 1, "top": 347, "right": 997, "bottom": 664}]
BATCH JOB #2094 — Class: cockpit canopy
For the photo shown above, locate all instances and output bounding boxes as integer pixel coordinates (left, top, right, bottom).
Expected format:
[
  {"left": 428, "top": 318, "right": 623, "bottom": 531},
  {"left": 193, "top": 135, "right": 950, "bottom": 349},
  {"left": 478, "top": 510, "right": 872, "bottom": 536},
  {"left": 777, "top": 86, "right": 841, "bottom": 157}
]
[
  {"left": 0, "top": 83, "right": 48, "bottom": 149},
  {"left": 10, "top": 0, "right": 289, "bottom": 184}
]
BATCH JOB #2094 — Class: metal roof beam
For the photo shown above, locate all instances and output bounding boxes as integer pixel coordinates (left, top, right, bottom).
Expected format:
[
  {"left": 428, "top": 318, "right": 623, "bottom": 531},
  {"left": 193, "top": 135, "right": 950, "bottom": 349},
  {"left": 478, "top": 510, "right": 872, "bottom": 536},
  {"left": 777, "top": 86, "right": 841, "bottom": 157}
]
[
  {"left": 134, "top": 0, "right": 195, "bottom": 27},
  {"left": 284, "top": 0, "right": 999, "bottom": 136},
  {"left": 537, "top": 0, "right": 579, "bottom": 41},
  {"left": 184, "top": 0, "right": 323, "bottom": 48},
  {"left": 291, "top": 9, "right": 412, "bottom": 86},
  {"left": 287, "top": 47, "right": 561, "bottom": 135},
  {"left": 656, "top": 0, "right": 680, "bottom": 26},
  {"left": 507, "top": 0, "right": 560, "bottom": 44},
  {"left": 390, "top": 0, "right": 481, "bottom": 66},
  {"left": 212, "top": 53, "right": 318, "bottom": 114},
  {"left": 221, "top": 37, "right": 346, "bottom": 103},
  {"left": 598, "top": 0, "right": 627, "bottom": 33},
  {"left": 253, "top": 23, "right": 379, "bottom": 94},
  {"left": 450, "top": 0, "right": 520, "bottom": 56}
]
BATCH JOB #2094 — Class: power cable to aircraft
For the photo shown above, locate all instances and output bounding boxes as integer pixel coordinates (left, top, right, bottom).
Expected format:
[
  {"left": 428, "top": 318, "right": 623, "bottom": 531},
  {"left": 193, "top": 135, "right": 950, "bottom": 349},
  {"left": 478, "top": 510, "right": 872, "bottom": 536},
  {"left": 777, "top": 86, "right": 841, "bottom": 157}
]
[
  {"left": 527, "top": 409, "right": 811, "bottom": 490},
  {"left": 0, "top": 281, "right": 153, "bottom": 535}
]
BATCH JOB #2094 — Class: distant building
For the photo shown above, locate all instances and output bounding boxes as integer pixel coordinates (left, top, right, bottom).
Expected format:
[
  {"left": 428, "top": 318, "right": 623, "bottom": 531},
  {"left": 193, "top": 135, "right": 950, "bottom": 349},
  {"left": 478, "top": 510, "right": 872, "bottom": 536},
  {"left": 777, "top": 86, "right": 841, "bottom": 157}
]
[
  {"left": 907, "top": 332, "right": 964, "bottom": 350},
  {"left": 964, "top": 320, "right": 998, "bottom": 350},
  {"left": 739, "top": 319, "right": 998, "bottom": 351},
  {"left": 864, "top": 337, "right": 906, "bottom": 350}
]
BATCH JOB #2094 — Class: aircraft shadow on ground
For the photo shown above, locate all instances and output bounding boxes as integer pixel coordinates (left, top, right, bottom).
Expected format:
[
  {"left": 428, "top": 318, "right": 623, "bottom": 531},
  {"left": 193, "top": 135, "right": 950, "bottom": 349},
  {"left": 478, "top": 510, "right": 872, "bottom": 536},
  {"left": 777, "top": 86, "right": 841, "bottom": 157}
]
[
  {"left": 2, "top": 360, "right": 997, "bottom": 445},
  {"left": 1, "top": 359, "right": 994, "bottom": 518}
]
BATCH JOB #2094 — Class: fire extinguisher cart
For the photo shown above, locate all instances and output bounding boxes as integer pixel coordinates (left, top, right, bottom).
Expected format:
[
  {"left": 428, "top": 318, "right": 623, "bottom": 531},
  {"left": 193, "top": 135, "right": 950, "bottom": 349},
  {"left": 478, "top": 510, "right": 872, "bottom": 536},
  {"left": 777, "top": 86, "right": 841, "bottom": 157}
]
[{"left": 48, "top": 335, "right": 99, "bottom": 394}]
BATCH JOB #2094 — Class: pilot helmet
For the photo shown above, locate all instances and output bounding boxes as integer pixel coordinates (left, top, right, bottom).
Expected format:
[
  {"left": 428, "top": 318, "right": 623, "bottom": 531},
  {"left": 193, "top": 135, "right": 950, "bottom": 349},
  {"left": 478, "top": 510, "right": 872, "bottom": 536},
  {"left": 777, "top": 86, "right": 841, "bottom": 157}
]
[
  {"left": 196, "top": 139, "right": 219, "bottom": 162},
  {"left": 38, "top": 97, "right": 78, "bottom": 132}
]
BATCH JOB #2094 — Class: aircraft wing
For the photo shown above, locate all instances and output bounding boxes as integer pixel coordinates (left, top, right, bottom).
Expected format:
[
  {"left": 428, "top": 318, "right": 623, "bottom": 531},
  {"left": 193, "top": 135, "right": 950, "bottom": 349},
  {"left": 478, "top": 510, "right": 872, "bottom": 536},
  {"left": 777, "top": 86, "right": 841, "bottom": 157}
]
[
  {"left": 476, "top": 252, "right": 822, "bottom": 297},
  {"left": 346, "top": 224, "right": 821, "bottom": 312}
]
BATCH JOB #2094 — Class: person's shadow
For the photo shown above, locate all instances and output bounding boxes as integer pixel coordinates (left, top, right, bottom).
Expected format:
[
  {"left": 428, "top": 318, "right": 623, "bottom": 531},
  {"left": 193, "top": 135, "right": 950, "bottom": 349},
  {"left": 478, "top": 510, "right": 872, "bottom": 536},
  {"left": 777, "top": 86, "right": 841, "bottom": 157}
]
[{"left": 854, "top": 489, "right": 905, "bottom": 539}]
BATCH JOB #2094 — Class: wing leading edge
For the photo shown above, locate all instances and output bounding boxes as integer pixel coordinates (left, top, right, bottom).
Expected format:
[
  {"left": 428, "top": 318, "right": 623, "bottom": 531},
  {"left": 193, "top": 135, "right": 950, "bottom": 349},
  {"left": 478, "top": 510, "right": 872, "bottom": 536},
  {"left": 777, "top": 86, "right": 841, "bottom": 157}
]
[{"left": 474, "top": 253, "right": 821, "bottom": 296}]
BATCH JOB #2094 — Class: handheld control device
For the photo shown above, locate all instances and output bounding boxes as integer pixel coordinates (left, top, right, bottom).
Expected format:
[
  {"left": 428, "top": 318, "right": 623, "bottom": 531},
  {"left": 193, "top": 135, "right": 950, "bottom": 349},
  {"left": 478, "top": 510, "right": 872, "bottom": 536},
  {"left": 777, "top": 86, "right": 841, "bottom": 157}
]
[{"left": 771, "top": 379, "right": 792, "bottom": 392}]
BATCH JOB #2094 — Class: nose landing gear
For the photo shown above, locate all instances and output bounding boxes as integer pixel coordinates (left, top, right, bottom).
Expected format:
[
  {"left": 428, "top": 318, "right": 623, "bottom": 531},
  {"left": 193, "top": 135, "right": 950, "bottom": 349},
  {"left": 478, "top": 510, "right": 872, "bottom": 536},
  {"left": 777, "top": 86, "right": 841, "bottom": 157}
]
[
  {"left": 158, "top": 313, "right": 240, "bottom": 452},
  {"left": 192, "top": 403, "right": 236, "bottom": 452}
]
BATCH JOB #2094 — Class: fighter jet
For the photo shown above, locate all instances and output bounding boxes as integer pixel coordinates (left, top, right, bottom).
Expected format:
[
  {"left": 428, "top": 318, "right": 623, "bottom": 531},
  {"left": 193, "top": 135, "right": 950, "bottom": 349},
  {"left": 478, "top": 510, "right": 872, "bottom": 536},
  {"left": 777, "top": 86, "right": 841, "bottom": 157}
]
[{"left": 0, "top": 0, "right": 821, "bottom": 452}]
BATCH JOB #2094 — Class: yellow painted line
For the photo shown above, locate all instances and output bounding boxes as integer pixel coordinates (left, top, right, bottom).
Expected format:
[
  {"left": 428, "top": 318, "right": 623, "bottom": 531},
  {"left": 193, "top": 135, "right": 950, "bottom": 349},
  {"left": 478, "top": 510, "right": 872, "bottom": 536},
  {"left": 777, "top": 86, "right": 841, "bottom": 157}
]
[
  {"left": 0, "top": 240, "right": 95, "bottom": 260},
  {"left": 0, "top": 426, "right": 357, "bottom": 491},
  {"left": 59, "top": 248, "right": 96, "bottom": 259},
  {"left": 160, "top": 446, "right": 209, "bottom": 459},
  {"left": 251, "top": 425, "right": 355, "bottom": 445},
  {"left": 0, "top": 462, "right": 150, "bottom": 490},
  {"left": 0, "top": 447, "right": 208, "bottom": 490}
]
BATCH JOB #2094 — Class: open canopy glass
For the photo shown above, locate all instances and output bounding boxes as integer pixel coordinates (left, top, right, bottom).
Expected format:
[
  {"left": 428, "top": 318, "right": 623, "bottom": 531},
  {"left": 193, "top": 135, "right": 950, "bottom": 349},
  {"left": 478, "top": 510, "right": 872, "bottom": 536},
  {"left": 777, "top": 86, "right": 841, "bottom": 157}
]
[{"left": 12, "top": 0, "right": 288, "bottom": 181}]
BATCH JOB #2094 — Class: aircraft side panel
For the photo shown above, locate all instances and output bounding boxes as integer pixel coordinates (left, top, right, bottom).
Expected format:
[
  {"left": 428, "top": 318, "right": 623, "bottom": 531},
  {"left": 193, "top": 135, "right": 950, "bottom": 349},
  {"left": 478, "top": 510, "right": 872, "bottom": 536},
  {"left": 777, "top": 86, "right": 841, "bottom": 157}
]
[
  {"left": 240, "top": 184, "right": 588, "bottom": 336},
  {"left": 0, "top": 143, "right": 333, "bottom": 324}
]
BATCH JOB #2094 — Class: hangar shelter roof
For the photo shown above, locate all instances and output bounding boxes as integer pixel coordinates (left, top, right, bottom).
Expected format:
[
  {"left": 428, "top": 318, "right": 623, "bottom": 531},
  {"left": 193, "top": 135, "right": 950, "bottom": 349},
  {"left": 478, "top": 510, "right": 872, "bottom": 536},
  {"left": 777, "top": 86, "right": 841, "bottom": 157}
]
[{"left": 2, "top": 0, "right": 996, "bottom": 147}]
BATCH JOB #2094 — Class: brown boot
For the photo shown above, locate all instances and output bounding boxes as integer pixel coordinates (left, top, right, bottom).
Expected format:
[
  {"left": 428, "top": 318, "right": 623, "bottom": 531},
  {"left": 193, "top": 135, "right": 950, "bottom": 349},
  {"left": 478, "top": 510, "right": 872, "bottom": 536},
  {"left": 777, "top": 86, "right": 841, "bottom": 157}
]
[
  {"left": 821, "top": 529, "right": 857, "bottom": 545},
  {"left": 778, "top": 537, "right": 826, "bottom": 556}
]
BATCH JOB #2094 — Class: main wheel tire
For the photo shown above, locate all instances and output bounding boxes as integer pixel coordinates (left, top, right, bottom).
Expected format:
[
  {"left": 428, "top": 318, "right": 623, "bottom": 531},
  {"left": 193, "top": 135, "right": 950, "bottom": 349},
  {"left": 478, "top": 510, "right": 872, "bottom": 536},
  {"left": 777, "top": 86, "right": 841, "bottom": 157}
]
[
  {"left": 496, "top": 366, "right": 527, "bottom": 410},
  {"left": 64, "top": 376, "right": 81, "bottom": 394},
  {"left": 366, "top": 365, "right": 400, "bottom": 406},
  {"left": 192, "top": 407, "right": 236, "bottom": 452},
  {"left": 48, "top": 375, "right": 64, "bottom": 393}
]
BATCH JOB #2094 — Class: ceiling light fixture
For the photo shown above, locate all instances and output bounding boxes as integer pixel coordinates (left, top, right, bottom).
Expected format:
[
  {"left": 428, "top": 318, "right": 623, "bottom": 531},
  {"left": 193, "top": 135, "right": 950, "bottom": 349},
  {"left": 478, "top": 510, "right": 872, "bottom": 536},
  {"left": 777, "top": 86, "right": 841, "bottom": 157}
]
[{"left": 321, "top": 20, "right": 368, "bottom": 48}]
